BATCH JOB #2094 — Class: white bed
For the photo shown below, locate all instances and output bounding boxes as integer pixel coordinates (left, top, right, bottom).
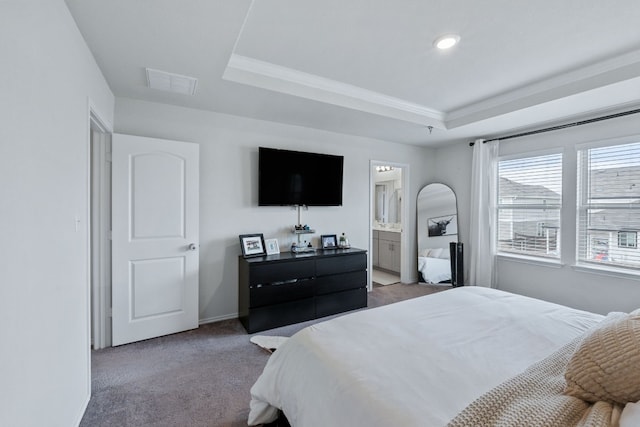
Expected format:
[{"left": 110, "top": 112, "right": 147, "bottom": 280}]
[
  {"left": 417, "top": 255, "right": 451, "bottom": 284},
  {"left": 248, "top": 287, "right": 612, "bottom": 426}
]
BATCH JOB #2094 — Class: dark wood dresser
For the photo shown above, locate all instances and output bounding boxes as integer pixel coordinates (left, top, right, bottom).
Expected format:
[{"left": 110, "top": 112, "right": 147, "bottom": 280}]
[{"left": 238, "top": 248, "right": 367, "bottom": 333}]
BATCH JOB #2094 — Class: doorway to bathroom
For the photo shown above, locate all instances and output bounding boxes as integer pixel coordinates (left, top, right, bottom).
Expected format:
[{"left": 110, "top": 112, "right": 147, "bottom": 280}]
[{"left": 370, "top": 162, "right": 406, "bottom": 287}]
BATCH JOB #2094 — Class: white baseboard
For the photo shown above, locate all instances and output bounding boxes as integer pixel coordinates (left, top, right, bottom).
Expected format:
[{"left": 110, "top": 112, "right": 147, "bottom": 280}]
[
  {"left": 199, "top": 312, "right": 238, "bottom": 325},
  {"left": 74, "top": 393, "right": 91, "bottom": 427}
]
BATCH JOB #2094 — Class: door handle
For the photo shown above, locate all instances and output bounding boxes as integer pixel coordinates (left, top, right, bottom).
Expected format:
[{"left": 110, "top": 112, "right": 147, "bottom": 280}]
[{"left": 188, "top": 243, "right": 198, "bottom": 251}]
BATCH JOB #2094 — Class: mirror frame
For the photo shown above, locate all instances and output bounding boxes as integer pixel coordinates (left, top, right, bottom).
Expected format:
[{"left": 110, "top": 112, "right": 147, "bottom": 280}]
[{"left": 416, "top": 183, "right": 462, "bottom": 286}]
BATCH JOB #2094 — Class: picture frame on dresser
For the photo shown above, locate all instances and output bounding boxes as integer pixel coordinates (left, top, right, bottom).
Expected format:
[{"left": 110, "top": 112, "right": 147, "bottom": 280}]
[
  {"left": 321, "top": 234, "right": 337, "bottom": 249},
  {"left": 265, "top": 238, "right": 280, "bottom": 255},
  {"left": 239, "top": 233, "right": 267, "bottom": 258}
]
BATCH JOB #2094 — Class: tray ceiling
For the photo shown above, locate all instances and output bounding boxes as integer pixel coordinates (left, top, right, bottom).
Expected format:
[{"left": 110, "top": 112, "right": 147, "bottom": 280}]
[{"left": 65, "top": 0, "right": 640, "bottom": 146}]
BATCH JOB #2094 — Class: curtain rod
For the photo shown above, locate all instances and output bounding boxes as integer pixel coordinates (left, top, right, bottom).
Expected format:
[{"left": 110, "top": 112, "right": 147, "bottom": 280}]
[{"left": 468, "top": 107, "right": 640, "bottom": 146}]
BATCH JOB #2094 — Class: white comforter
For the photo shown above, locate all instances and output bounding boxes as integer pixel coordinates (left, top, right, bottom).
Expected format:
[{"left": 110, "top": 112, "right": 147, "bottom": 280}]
[
  {"left": 248, "top": 287, "right": 603, "bottom": 427},
  {"left": 418, "top": 256, "right": 451, "bottom": 283}
]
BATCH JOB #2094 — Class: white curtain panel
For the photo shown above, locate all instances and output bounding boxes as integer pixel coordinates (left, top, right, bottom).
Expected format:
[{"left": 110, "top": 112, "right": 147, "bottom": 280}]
[{"left": 469, "top": 139, "right": 499, "bottom": 287}]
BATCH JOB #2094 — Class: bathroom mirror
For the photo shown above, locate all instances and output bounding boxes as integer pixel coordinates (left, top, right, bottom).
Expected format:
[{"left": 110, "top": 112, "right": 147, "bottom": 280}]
[
  {"left": 417, "top": 183, "right": 460, "bottom": 285},
  {"left": 374, "top": 181, "right": 402, "bottom": 225}
]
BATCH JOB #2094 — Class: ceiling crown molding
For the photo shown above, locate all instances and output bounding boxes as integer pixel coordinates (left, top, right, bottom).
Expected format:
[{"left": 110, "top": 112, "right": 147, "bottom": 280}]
[
  {"left": 446, "top": 49, "right": 640, "bottom": 129},
  {"left": 223, "top": 54, "right": 446, "bottom": 128}
]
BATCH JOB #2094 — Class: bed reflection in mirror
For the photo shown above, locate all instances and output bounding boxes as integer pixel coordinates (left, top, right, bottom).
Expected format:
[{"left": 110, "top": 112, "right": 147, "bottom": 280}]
[{"left": 417, "top": 183, "right": 459, "bottom": 285}]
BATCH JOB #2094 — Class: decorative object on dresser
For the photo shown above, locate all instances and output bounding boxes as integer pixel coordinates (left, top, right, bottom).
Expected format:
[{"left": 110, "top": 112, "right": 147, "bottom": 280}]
[
  {"left": 238, "top": 248, "right": 367, "bottom": 333},
  {"left": 292, "top": 224, "right": 316, "bottom": 253},
  {"left": 338, "top": 232, "right": 350, "bottom": 248},
  {"left": 265, "top": 239, "right": 280, "bottom": 255},
  {"left": 320, "top": 234, "right": 337, "bottom": 249},
  {"left": 239, "top": 233, "right": 267, "bottom": 258}
]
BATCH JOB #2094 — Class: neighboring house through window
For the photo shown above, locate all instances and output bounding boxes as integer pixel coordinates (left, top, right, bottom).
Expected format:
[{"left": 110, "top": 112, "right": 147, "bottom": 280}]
[
  {"left": 493, "top": 138, "right": 640, "bottom": 275},
  {"left": 577, "top": 141, "right": 640, "bottom": 270},
  {"left": 497, "top": 152, "right": 563, "bottom": 260}
]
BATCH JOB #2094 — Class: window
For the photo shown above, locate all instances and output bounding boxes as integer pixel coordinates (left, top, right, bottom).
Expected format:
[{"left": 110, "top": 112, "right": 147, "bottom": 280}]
[
  {"left": 497, "top": 152, "right": 562, "bottom": 259},
  {"left": 577, "top": 141, "right": 640, "bottom": 270},
  {"left": 618, "top": 231, "right": 637, "bottom": 249}
]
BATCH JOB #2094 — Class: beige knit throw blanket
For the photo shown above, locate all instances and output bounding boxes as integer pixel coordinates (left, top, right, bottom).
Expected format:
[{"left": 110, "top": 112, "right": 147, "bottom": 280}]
[{"left": 447, "top": 337, "right": 623, "bottom": 427}]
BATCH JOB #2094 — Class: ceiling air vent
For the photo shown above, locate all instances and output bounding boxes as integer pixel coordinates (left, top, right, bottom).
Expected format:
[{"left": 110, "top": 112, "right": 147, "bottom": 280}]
[{"left": 145, "top": 68, "right": 198, "bottom": 95}]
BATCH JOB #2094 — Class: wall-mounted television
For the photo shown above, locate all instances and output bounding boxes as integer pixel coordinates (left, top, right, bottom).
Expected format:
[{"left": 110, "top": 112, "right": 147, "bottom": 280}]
[{"left": 258, "top": 147, "right": 344, "bottom": 206}]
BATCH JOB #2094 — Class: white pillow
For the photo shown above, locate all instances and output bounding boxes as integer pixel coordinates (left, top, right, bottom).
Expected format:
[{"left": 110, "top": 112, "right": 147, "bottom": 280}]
[
  {"left": 419, "top": 248, "right": 432, "bottom": 257},
  {"left": 621, "top": 401, "right": 640, "bottom": 427},
  {"left": 429, "top": 248, "right": 443, "bottom": 258},
  {"left": 439, "top": 249, "right": 451, "bottom": 259}
]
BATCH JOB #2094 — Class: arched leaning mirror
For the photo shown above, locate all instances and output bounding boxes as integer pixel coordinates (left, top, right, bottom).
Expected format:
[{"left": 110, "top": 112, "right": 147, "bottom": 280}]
[{"left": 417, "top": 183, "right": 462, "bottom": 286}]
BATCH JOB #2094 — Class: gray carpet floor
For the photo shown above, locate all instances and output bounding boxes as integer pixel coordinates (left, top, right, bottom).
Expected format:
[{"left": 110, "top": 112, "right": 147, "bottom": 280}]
[{"left": 80, "top": 282, "right": 448, "bottom": 427}]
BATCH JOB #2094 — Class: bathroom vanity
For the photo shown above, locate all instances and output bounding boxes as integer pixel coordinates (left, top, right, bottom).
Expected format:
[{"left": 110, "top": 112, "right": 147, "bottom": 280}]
[{"left": 372, "top": 229, "right": 401, "bottom": 273}]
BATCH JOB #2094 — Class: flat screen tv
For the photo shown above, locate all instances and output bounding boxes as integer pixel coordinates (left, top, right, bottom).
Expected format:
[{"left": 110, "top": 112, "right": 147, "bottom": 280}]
[{"left": 258, "top": 147, "right": 344, "bottom": 206}]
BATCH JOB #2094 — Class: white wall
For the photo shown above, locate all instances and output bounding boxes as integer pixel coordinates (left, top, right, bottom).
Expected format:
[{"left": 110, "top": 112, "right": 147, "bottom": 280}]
[
  {"left": 0, "top": 1, "right": 114, "bottom": 426},
  {"left": 434, "top": 115, "right": 640, "bottom": 315},
  {"left": 431, "top": 142, "right": 473, "bottom": 282},
  {"left": 114, "top": 98, "right": 434, "bottom": 322}
]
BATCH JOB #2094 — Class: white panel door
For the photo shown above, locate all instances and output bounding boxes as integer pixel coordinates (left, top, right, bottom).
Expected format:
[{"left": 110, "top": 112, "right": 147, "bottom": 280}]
[{"left": 112, "top": 134, "right": 199, "bottom": 346}]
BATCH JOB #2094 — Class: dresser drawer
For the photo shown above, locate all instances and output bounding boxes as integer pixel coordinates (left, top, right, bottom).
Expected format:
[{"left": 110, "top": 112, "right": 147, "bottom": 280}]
[
  {"left": 316, "top": 253, "right": 366, "bottom": 276},
  {"left": 315, "top": 270, "right": 366, "bottom": 295},
  {"left": 316, "top": 288, "right": 367, "bottom": 318},
  {"left": 249, "top": 259, "right": 315, "bottom": 286},
  {"left": 250, "top": 278, "right": 315, "bottom": 308},
  {"left": 247, "top": 298, "right": 315, "bottom": 333}
]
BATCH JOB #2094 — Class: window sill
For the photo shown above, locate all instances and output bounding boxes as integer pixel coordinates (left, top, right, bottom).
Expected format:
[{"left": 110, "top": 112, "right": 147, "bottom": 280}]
[
  {"left": 497, "top": 253, "right": 563, "bottom": 268},
  {"left": 572, "top": 264, "right": 640, "bottom": 281}
]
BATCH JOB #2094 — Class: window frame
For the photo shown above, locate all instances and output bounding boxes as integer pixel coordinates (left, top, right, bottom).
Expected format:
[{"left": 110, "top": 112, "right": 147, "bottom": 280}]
[
  {"left": 618, "top": 231, "right": 637, "bottom": 249},
  {"left": 496, "top": 149, "right": 564, "bottom": 262},
  {"left": 576, "top": 138, "right": 640, "bottom": 274}
]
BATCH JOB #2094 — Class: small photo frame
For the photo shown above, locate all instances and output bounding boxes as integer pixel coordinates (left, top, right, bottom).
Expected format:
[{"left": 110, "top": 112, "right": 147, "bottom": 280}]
[
  {"left": 239, "top": 233, "right": 266, "bottom": 258},
  {"left": 321, "top": 234, "right": 337, "bottom": 249},
  {"left": 265, "top": 238, "right": 280, "bottom": 255}
]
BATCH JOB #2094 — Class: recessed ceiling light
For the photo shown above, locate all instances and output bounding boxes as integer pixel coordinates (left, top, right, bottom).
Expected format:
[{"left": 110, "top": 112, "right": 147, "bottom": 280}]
[{"left": 433, "top": 34, "right": 460, "bottom": 50}]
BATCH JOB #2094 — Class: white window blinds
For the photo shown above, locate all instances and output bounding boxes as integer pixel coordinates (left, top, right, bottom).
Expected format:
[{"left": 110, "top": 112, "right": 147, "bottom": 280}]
[
  {"left": 497, "top": 153, "right": 562, "bottom": 259},
  {"left": 577, "top": 141, "right": 640, "bottom": 270}
]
